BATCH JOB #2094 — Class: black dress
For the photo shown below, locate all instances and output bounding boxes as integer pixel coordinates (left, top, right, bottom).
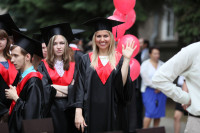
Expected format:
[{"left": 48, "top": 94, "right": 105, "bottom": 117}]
[
  {"left": 8, "top": 72, "right": 44, "bottom": 133},
  {"left": 37, "top": 59, "right": 79, "bottom": 133},
  {"left": 0, "top": 60, "right": 19, "bottom": 118},
  {"left": 75, "top": 52, "right": 133, "bottom": 133}
]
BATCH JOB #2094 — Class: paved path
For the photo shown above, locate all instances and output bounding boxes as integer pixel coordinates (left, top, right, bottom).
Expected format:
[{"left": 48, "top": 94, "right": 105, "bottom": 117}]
[
  {"left": 149, "top": 99, "right": 187, "bottom": 133},
  {"left": 159, "top": 117, "right": 186, "bottom": 133}
]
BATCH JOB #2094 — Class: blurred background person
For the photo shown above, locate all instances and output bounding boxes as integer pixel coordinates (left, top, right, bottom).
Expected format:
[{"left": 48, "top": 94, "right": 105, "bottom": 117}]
[
  {"left": 70, "top": 29, "right": 84, "bottom": 51},
  {"left": 139, "top": 38, "right": 149, "bottom": 62},
  {"left": 32, "top": 33, "right": 47, "bottom": 70},
  {"left": 174, "top": 76, "right": 187, "bottom": 133},
  {"left": 140, "top": 46, "right": 167, "bottom": 128},
  {"left": 32, "top": 33, "right": 47, "bottom": 58}
]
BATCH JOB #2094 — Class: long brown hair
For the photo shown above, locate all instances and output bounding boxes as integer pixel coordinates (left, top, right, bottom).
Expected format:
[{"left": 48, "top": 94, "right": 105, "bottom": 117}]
[
  {"left": 91, "top": 30, "right": 116, "bottom": 69},
  {"left": 46, "top": 35, "right": 74, "bottom": 70},
  {"left": 0, "top": 29, "right": 11, "bottom": 60}
]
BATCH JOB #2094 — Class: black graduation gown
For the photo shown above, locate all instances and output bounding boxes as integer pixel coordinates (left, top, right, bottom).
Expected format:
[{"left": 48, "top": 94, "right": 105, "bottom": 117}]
[
  {"left": 8, "top": 72, "right": 44, "bottom": 133},
  {"left": 125, "top": 53, "right": 143, "bottom": 133},
  {"left": 126, "top": 81, "right": 137, "bottom": 133},
  {"left": 134, "top": 53, "right": 143, "bottom": 129},
  {"left": 0, "top": 60, "right": 19, "bottom": 117},
  {"left": 75, "top": 52, "right": 133, "bottom": 133},
  {"left": 72, "top": 47, "right": 84, "bottom": 86},
  {"left": 37, "top": 59, "right": 79, "bottom": 133},
  {"left": 73, "top": 48, "right": 84, "bottom": 68}
]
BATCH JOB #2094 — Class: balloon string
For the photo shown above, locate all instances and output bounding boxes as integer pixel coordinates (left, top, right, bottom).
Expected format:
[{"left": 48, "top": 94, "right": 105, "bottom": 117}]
[{"left": 116, "top": 26, "right": 118, "bottom": 39}]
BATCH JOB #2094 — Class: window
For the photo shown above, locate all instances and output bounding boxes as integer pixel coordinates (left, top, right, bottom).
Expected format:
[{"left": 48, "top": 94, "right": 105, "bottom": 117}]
[{"left": 161, "top": 5, "right": 175, "bottom": 41}]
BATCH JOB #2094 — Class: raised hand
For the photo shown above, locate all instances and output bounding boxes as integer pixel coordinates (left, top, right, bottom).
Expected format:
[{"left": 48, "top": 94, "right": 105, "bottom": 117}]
[{"left": 122, "top": 39, "right": 137, "bottom": 59}]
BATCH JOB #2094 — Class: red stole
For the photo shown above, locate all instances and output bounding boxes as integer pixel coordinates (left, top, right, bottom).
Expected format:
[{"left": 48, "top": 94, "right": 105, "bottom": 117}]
[
  {"left": 9, "top": 72, "right": 43, "bottom": 115},
  {"left": 89, "top": 52, "right": 122, "bottom": 84},
  {"left": 0, "top": 60, "right": 18, "bottom": 86},
  {"left": 42, "top": 60, "right": 75, "bottom": 86}
]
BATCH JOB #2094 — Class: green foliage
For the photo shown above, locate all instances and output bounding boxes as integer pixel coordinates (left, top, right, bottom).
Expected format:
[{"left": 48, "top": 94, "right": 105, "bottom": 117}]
[
  {"left": 1, "top": 0, "right": 199, "bottom": 44},
  {"left": 0, "top": 0, "right": 149, "bottom": 37},
  {"left": 171, "top": 0, "right": 200, "bottom": 44}
]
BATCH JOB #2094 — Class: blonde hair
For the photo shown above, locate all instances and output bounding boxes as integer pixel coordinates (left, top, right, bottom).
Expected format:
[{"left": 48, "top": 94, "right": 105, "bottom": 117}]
[
  {"left": 46, "top": 35, "right": 74, "bottom": 70},
  {"left": 90, "top": 30, "right": 116, "bottom": 69}
]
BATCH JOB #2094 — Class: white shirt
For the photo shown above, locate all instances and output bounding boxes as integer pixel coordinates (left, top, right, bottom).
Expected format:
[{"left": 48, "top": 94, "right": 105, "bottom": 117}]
[
  {"left": 152, "top": 42, "right": 200, "bottom": 115},
  {"left": 54, "top": 60, "right": 64, "bottom": 77},
  {"left": 177, "top": 76, "right": 185, "bottom": 87},
  {"left": 140, "top": 59, "right": 164, "bottom": 92},
  {"left": 99, "top": 56, "right": 109, "bottom": 66}
]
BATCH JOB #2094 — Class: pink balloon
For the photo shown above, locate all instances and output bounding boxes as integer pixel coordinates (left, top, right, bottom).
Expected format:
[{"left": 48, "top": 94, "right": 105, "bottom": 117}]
[
  {"left": 113, "top": 9, "right": 126, "bottom": 18},
  {"left": 108, "top": 15, "right": 126, "bottom": 41},
  {"left": 112, "top": 26, "right": 126, "bottom": 42},
  {"left": 113, "top": 0, "right": 136, "bottom": 14},
  {"left": 130, "top": 58, "right": 140, "bottom": 81},
  {"left": 114, "top": 9, "right": 136, "bottom": 30},
  {"left": 117, "top": 34, "right": 140, "bottom": 58}
]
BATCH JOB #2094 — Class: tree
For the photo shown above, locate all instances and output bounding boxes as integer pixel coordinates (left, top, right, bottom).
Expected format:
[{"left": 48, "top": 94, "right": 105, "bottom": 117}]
[
  {"left": 171, "top": 0, "right": 200, "bottom": 45},
  {"left": 0, "top": 0, "right": 148, "bottom": 39}
]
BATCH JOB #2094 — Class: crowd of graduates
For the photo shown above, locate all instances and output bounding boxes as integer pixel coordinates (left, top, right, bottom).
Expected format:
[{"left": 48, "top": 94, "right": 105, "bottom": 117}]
[{"left": 0, "top": 13, "right": 138, "bottom": 133}]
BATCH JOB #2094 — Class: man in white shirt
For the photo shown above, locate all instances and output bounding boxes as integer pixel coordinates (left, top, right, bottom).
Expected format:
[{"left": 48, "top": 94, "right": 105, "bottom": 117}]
[{"left": 152, "top": 42, "right": 200, "bottom": 133}]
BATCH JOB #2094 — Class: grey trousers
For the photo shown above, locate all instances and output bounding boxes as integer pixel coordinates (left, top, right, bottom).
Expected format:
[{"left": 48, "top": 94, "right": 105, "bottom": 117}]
[{"left": 184, "top": 116, "right": 200, "bottom": 133}]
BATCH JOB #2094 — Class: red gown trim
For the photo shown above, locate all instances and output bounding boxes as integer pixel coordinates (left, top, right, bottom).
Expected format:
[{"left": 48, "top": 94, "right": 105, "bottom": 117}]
[
  {"left": 42, "top": 59, "right": 75, "bottom": 86},
  {"left": 0, "top": 60, "right": 18, "bottom": 86},
  {"left": 9, "top": 72, "right": 43, "bottom": 115},
  {"left": 89, "top": 52, "right": 122, "bottom": 84},
  {"left": 71, "top": 47, "right": 80, "bottom": 51}
]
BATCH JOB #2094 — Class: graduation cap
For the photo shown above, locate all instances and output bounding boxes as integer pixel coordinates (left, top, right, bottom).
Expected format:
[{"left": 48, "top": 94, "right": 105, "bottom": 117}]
[
  {"left": 83, "top": 17, "right": 124, "bottom": 32},
  {"left": 40, "top": 22, "right": 74, "bottom": 45},
  {"left": 0, "top": 13, "right": 20, "bottom": 36},
  {"left": 32, "top": 33, "right": 45, "bottom": 43},
  {"left": 12, "top": 30, "right": 43, "bottom": 58},
  {"left": 72, "top": 29, "right": 85, "bottom": 40}
]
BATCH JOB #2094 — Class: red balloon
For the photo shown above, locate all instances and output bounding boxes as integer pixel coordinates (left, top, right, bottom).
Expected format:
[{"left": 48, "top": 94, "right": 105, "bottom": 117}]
[
  {"left": 130, "top": 58, "right": 140, "bottom": 81},
  {"left": 114, "top": 9, "right": 136, "bottom": 30},
  {"left": 108, "top": 15, "right": 126, "bottom": 41},
  {"left": 113, "top": 9, "right": 126, "bottom": 18},
  {"left": 113, "top": 0, "right": 136, "bottom": 14},
  {"left": 117, "top": 34, "right": 140, "bottom": 58}
]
